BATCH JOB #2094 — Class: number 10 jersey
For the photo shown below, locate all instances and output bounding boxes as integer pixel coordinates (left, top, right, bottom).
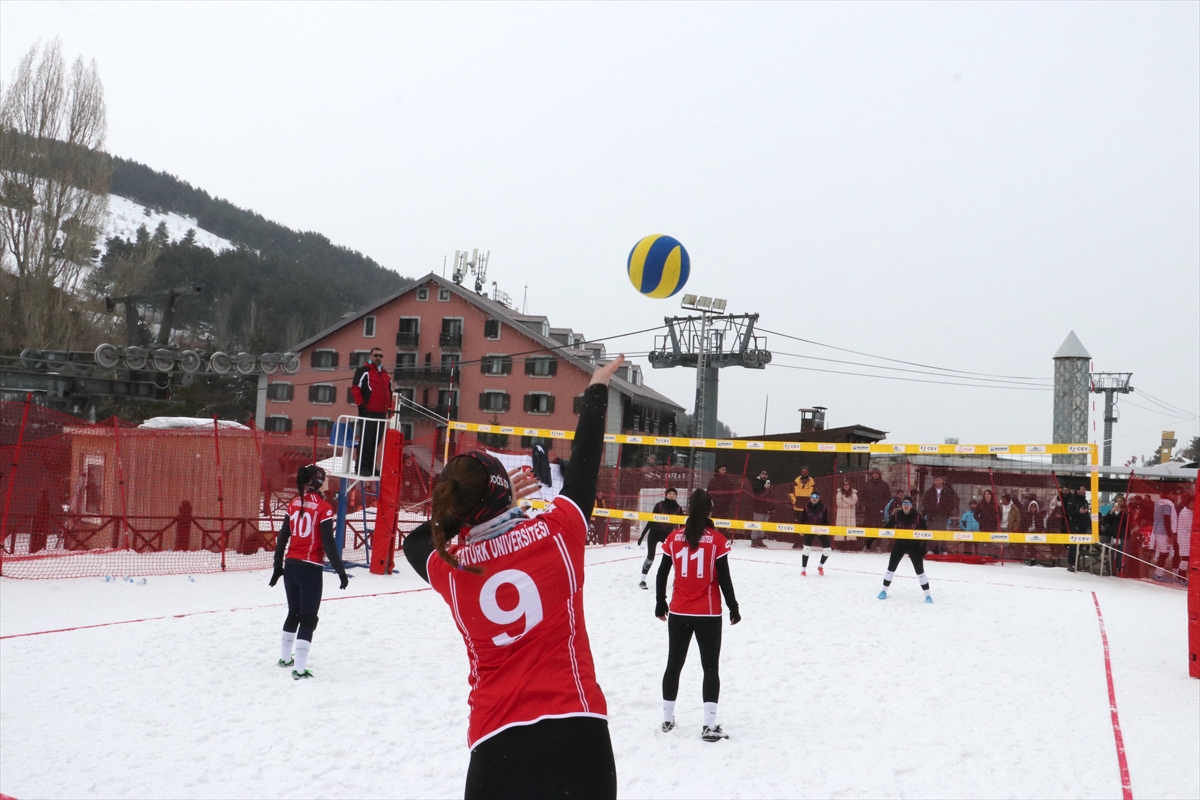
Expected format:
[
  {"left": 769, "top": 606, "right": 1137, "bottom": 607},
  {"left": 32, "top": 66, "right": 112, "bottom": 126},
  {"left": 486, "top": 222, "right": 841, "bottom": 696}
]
[{"left": 427, "top": 496, "right": 608, "bottom": 749}]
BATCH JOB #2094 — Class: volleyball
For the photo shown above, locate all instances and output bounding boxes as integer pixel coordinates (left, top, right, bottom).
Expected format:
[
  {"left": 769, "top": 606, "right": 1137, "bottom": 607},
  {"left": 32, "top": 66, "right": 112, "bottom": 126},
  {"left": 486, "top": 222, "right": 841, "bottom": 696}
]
[{"left": 626, "top": 234, "right": 690, "bottom": 298}]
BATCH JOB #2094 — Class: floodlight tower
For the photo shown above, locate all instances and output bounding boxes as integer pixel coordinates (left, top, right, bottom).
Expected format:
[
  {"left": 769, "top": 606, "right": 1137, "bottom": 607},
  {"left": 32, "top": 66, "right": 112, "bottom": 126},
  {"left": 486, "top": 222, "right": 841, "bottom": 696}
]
[
  {"left": 648, "top": 294, "right": 771, "bottom": 474},
  {"left": 1090, "top": 372, "right": 1134, "bottom": 467}
]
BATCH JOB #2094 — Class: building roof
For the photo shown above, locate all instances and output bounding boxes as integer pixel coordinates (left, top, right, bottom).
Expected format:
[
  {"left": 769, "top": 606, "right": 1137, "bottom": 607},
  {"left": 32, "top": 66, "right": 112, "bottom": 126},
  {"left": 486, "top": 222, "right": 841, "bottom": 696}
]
[
  {"left": 292, "top": 272, "right": 685, "bottom": 413},
  {"left": 737, "top": 424, "right": 889, "bottom": 444},
  {"left": 1053, "top": 330, "right": 1091, "bottom": 360}
]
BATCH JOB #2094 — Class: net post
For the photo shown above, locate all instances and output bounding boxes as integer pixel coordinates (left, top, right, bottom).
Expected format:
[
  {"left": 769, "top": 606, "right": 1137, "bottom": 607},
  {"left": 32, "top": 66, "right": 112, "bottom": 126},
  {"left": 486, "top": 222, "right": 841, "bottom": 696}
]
[
  {"left": 1, "top": 393, "right": 33, "bottom": 558},
  {"left": 1090, "top": 445, "right": 1100, "bottom": 540},
  {"left": 112, "top": 416, "right": 131, "bottom": 551},
  {"left": 211, "top": 416, "right": 227, "bottom": 570}
]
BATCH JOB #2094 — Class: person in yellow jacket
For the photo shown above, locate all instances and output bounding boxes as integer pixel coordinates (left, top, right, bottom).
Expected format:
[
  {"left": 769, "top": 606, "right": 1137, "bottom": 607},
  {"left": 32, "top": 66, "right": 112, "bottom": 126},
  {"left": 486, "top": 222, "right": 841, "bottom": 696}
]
[{"left": 788, "top": 468, "right": 816, "bottom": 548}]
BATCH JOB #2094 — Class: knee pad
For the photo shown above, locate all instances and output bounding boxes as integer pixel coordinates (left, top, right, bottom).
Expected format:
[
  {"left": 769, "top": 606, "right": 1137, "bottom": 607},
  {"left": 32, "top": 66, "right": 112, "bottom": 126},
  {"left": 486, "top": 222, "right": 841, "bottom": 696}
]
[
  {"left": 823, "top": 547, "right": 832, "bottom": 554},
  {"left": 283, "top": 612, "right": 300, "bottom": 633},
  {"left": 298, "top": 613, "right": 319, "bottom": 632},
  {"left": 804, "top": 545, "right": 812, "bottom": 554}
]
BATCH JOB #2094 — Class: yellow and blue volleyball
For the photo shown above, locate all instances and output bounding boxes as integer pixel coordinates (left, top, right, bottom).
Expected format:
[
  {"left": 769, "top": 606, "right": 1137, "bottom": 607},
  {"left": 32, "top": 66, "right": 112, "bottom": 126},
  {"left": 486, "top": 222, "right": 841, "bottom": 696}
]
[{"left": 627, "top": 234, "right": 690, "bottom": 298}]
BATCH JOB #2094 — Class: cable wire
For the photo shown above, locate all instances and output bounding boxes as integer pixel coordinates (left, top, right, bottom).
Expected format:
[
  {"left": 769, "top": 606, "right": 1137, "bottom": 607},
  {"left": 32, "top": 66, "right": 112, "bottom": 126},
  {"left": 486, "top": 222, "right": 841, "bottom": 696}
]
[
  {"left": 770, "top": 349, "right": 1051, "bottom": 388},
  {"left": 758, "top": 326, "right": 1049, "bottom": 381},
  {"left": 766, "top": 361, "right": 1052, "bottom": 391}
]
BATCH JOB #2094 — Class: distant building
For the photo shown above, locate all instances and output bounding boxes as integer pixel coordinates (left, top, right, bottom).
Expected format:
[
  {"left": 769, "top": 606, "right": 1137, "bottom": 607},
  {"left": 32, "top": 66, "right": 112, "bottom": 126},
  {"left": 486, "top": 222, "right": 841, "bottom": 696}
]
[{"left": 256, "top": 272, "right": 683, "bottom": 465}]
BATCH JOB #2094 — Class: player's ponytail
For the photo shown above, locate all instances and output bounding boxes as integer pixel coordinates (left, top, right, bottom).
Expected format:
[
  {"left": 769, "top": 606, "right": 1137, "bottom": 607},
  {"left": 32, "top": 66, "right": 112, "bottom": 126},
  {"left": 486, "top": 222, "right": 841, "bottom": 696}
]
[
  {"left": 685, "top": 489, "right": 712, "bottom": 551},
  {"left": 430, "top": 457, "right": 487, "bottom": 575}
]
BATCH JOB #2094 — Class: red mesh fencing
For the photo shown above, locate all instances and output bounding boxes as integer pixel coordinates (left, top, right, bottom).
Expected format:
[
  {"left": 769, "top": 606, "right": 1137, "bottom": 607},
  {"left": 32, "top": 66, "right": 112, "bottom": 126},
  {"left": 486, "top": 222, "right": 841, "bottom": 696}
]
[
  {"left": 4, "top": 398, "right": 1193, "bottom": 586},
  {"left": 1105, "top": 475, "right": 1197, "bottom": 585}
]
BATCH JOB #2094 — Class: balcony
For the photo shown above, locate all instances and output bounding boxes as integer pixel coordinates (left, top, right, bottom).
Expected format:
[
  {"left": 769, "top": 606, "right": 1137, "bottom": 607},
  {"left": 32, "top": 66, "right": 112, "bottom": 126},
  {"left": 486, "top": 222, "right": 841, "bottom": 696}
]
[
  {"left": 439, "top": 332, "right": 463, "bottom": 349},
  {"left": 394, "top": 367, "right": 458, "bottom": 383},
  {"left": 396, "top": 331, "right": 420, "bottom": 348},
  {"left": 434, "top": 403, "right": 459, "bottom": 419}
]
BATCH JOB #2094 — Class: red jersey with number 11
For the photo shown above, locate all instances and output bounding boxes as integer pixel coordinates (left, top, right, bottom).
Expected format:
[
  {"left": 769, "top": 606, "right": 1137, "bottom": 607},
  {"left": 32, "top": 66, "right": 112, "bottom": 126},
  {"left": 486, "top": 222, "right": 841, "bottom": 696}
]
[
  {"left": 662, "top": 527, "right": 731, "bottom": 616},
  {"left": 284, "top": 492, "right": 335, "bottom": 565},
  {"left": 426, "top": 496, "right": 608, "bottom": 749}
]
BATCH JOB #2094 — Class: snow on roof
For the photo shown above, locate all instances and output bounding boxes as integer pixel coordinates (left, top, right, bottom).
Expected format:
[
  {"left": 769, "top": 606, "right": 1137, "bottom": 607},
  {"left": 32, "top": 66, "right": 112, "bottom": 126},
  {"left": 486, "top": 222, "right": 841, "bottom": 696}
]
[
  {"left": 1053, "top": 330, "right": 1091, "bottom": 359},
  {"left": 138, "top": 417, "right": 249, "bottom": 430}
]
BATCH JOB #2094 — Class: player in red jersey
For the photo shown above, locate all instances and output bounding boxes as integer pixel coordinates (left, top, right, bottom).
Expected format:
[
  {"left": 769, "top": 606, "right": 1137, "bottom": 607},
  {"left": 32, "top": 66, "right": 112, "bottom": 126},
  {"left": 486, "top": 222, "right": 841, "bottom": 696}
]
[
  {"left": 655, "top": 489, "right": 741, "bottom": 742},
  {"left": 269, "top": 465, "right": 349, "bottom": 679},
  {"left": 403, "top": 356, "right": 625, "bottom": 799}
]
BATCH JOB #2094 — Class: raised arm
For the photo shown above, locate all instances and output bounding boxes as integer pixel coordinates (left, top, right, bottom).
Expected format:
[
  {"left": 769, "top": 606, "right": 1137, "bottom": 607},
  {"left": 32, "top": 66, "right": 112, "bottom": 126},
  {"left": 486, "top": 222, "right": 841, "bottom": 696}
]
[{"left": 561, "top": 355, "right": 625, "bottom": 518}]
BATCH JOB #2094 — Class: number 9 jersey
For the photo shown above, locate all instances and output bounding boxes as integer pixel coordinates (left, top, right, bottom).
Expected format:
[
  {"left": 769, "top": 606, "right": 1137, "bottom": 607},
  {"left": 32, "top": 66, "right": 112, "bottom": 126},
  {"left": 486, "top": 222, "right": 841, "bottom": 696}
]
[
  {"left": 662, "top": 527, "right": 732, "bottom": 616},
  {"left": 426, "top": 496, "right": 608, "bottom": 749}
]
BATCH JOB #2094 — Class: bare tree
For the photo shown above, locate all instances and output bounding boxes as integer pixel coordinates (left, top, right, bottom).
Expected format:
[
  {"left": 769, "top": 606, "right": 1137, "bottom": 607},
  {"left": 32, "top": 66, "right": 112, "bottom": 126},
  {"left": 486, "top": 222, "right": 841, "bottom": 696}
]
[{"left": 0, "top": 39, "right": 110, "bottom": 350}]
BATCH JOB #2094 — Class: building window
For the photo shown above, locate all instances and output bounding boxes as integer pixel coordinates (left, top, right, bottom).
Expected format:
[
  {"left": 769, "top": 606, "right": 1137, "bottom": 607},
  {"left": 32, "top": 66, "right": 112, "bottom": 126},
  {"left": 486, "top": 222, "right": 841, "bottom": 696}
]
[
  {"left": 399, "top": 422, "right": 414, "bottom": 441},
  {"left": 267, "top": 382, "right": 294, "bottom": 402},
  {"left": 396, "top": 386, "right": 416, "bottom": 408},
  {"left": 484, "top": 319, "right": 501, "bottom": 340},
  {"left": 363, "top": 316, "right": 376, "bottom": 338},
  {"left": 440, "top": 317, "right": 463, "bottom": 349},
  {"left": 306, "top": 418, "right": 333, "bottom": 438},
  {"left": 311, "top": 349, "right": 338, "bottom": 370},
  {"left": 396, "top": 317, "right": 420, "bottom": 348},
  {"left": 265, "top": 415, "right": 293, "bottom": 433},
  {"left": 478, "top": 431, "right": 509, "bottom": 449},
  {"left": 524, "top": 393, "right": 554, "bottom": 415},
  {"left": 309, "top": 384, "right": 337, "bottom": 404},
  {"left": 438, "top": 287, "right": 451, "bottom": 301},
  {"left": 480, "top": 354, "right": 513, "bottom": 375},
  {"left": 479, "top": 391, "right": 510, "bottom": 412},
  {"left": 436, "top": 388, "right": 458, "bottom": 416},
  {"left": 572, "top": 395, "right": 585, "bottom": 414},
  {"left": 349, "top": 350, "right": 371, "bottom": 368},
  {"left": 440, "top": 354, "right": 460, "bottom": 378},
  {"left": 416, "top": 287, "right": 429, "bottom": 301},
  {"left": 521, "top": 435, "right": 553, "bottom": 450},
  {"left": 525, "top": 356, "right": 557, "bottom": 377}
]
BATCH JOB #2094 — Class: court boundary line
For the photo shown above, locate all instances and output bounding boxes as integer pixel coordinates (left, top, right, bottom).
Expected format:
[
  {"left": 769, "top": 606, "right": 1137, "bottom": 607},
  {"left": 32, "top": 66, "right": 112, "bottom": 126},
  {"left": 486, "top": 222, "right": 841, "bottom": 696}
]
[{"left": 1092, "top": 590, "right": 1134, "bottom": 800}]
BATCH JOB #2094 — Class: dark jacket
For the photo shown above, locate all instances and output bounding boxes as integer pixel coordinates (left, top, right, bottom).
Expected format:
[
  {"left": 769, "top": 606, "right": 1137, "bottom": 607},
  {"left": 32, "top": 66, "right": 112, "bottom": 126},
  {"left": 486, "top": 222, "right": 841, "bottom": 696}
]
[
  {"left": 862, "top": 477, "right": 892, "bottom": 525},
  {"left": 976, "top": 498, "right": 1000, "bottom": 532},
  {"left": 921, "top": 485, "right": 960, "bottom": 521},
  {"left": 801, "top": 500, "right": 829, "bottom": 526},
  {"left": 639, "top": 498, "right": 683, "bottom": 545}
]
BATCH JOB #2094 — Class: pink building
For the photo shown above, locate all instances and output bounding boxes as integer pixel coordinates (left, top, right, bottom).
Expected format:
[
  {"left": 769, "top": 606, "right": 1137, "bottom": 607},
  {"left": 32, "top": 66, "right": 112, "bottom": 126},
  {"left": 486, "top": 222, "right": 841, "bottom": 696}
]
[{"left": 256, "top": 273, "right": 683, "bottom": 466}]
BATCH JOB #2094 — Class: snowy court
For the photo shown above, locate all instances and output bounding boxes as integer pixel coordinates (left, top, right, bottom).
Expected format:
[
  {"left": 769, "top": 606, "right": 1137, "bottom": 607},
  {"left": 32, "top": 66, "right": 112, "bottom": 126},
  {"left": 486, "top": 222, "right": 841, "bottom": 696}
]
[{"left": 1, "top": 545, "right": 1196, "bottom": 800}]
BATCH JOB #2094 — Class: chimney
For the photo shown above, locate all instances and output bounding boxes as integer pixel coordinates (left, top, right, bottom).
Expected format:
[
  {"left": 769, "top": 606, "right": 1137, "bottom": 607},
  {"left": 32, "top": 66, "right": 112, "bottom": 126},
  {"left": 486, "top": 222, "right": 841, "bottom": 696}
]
[{"left": 799, "top": 406, "right": 826, "bottom": 433}]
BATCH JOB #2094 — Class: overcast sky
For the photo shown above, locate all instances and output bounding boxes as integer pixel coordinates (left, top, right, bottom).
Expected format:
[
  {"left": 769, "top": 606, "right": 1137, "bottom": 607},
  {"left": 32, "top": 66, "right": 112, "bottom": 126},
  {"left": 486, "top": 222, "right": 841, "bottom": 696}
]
[{"left": 3, "top": 1, "right": 1197, "bottom": 463}]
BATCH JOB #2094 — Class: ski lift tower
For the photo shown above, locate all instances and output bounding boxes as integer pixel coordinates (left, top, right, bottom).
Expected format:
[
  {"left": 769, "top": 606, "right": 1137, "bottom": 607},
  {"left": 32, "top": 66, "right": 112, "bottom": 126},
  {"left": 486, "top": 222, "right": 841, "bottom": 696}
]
[
  {"left": 648, "top": 294, "right": 771, "bottom": 476},
  {"left": 1090, "top": 372, "right": 1134, "bottom": 467}
]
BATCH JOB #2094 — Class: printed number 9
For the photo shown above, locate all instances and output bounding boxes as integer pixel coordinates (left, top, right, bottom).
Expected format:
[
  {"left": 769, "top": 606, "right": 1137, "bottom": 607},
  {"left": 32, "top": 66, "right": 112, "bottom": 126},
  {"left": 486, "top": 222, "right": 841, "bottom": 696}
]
[{"left": 479, "top": 569, "right": 544, "bottom": 646}]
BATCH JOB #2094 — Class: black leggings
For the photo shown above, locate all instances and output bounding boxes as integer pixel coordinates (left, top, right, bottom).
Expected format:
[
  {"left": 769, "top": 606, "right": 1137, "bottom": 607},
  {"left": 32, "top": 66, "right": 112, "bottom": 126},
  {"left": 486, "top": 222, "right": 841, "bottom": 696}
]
[
  {"left": 465, "top": 716, "right": 616, "bottom": 800},
  {"left": 803, "top": 533, "right": 832, "bottom": 548},
  {"left": 886, "top": 540, "right": 927, "bottom": 576},
  {"left": 662, "top": 614, "right": 722, "bottom": 704},
  {"left": 642, "top": 531, "right": 667, "bottom": 573},
  {"left": 283, "top": 559, "right": 323, "bottom": 641}
]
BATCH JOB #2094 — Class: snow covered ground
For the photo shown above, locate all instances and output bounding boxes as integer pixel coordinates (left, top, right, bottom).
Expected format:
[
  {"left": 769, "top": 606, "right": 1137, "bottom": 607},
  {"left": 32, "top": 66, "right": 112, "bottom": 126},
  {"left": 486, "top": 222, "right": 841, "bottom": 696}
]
[
  {"left": 102, "top": 194, "right": 235, "bottom": 253},
  {"left": 1, "top": 545, "right": 1196, "bottom": 799}
]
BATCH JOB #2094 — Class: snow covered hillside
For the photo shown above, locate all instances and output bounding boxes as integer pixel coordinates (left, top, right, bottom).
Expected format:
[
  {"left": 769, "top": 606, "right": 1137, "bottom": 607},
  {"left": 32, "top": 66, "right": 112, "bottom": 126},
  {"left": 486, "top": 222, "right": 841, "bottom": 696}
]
[
  {"left": 102, "top": 194, "right": 235, "bottom": 252},
  {"left": 1, "top": 547, "right": 1196, "bottom": 799}
]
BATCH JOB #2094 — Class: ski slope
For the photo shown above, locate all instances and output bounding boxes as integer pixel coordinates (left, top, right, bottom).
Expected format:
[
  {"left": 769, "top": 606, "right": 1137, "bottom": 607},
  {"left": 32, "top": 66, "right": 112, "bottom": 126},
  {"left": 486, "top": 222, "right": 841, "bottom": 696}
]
[
  {"left": 1, "top": 545, "right": 1196, "bottom": 799},
  {"left": 102, "top": 194, "right": 236, "bottom": 253}
]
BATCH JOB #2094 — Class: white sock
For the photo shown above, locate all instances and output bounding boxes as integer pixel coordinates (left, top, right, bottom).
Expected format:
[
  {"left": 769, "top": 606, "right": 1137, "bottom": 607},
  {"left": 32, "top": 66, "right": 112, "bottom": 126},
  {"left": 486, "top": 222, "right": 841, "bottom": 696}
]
[
  {"left": 294, "top": 639, "right": 311, "bottom": 671},
  {"left": 917, "top": 573, "right": 931, "bottom": 596},
  {"left": 280, "top": 630, "right": 297, "bottom": 661},
  {"left": 640, "top": 568, "right": 649, "bottom": 582},
  {"left": 703, "top": 702, "right": 718, "bottom": 728},
  {"left": 663, "top": 700, "right": 675, "bottom": 724}
]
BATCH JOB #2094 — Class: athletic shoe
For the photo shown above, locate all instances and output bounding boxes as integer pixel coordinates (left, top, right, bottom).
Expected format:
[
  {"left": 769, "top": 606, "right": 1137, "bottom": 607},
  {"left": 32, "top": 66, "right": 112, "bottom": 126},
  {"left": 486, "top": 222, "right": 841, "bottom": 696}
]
[
  {"left": 277, "top": 657, "right": 294, "bottom": 668},
  {"left": 925, "top": 596, "right": 933, "bottom": 604},
  {"left": 701, "top": 725, "right": 728, "bottom": 742},
  {"left": 877, "top": 590, "right": 887, "bottom": 600},
  {"left": 639, "top": 581, "right": 648, "bottom": 590},
  {"left": 291, "top": 669, "right": 314, "bottom": 680},
  {"left": 751, "top": 540, "right": 767, "bottom": 549},
  {"left": 801, "top": 569, "right": 807, "bottom": 577},
  {"left": 818, "top": 566, "right": 825, "bottom": 576},
  {"left": 661, "top": 720, "right": 675, "bottom": 733}
]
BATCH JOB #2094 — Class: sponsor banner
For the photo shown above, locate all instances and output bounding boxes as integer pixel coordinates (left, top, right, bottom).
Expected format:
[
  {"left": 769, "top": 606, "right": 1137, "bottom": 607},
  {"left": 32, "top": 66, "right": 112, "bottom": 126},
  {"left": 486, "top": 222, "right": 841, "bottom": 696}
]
[
  {"left": 783, "top": 443, "right": 802, "bottom": 451},
  {"left": 746, "top": 441, "right": 764, "bottom": 449},
  {"left": 811, "top": 526, "right": 830, "bottom": 534},
  {"left": 953, "top": 532, "right": 975, "bottom": 541},
  {"left": 621, "top": 511, "right": 639, "bottom": 519},
  {"left": 1026, "top": 445, "right": 1046, "bottom": 453},
  {"left": 625, "top": 435, "right": 643, "bottom": 444},
  {"left": 500, "top": 426, "right": 516, "bottom": 434},
  {"left": 914, "top": 531, "right": 933, "bottom": 539},
  {"left": 1068, "top": 444, "right": 1091, "bottom": 453},
  {"left": 851, "top": 443, "right": 871, "bottom": 452},
  {"left": 990, "top": 533, "right": 1009, "bottom": 542},
  {"left": 716, "top": 440, "right": 734, "bottom": 448},
  {"left": 744, "top": 522, "right": 762, "bottom": 530},
  {"left": 878, "top": 529, "right": 896, "bottom": 538},
  {"left": 653, "top": 514, "right": 671, "bottom": 523},
  {"left": 1069, "top": 534, "right": 1094, "bottom": 543},
  {"left": 777, "top": 524, "right": 796, "bottom": 533},
  {"left": 818, "top": 443, "right": 836, "bottom": 452},
  {"left": 847, "top": 528, "right": 866, "bottom": 536},
  {"left": 713, "top": 519, "right": 732, "bottom": 527},
  {"left": 919, "top": 445, "right": 939, "bottom": 453},
  {"left": 655, "top": 437, "right": 672, "bottom": 445},
  {"left": 988, "top": 445, "right": 1010, "bottom": 453},
  {"left": 956, "top": 445, "right": 976, "bottom": 454},
  {"left": 1026, "top": 534, "right": 1046, "bottom": 543}
]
